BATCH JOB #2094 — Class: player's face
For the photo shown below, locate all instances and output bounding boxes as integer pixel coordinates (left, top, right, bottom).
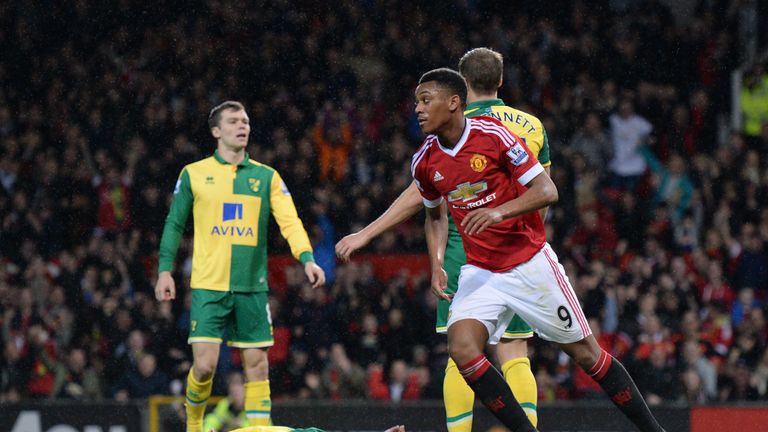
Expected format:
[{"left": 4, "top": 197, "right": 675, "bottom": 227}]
[
  {"left": 212, "top": 108, "right": 250, "bottom": 150},
  {"left": 414, "top": 81, "right": 454, "bottom": 135}
]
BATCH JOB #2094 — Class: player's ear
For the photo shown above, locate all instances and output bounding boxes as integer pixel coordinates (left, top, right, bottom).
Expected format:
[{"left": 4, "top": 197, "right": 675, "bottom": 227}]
[
  {"left": 449, "top": 94, "right": 461, "bottom": 112},
  {"left": 211, "top": 126, "right": 221, "bottom": 139},
  {"left": 498, "top": 77, "right": 503, "bottom": 89}
]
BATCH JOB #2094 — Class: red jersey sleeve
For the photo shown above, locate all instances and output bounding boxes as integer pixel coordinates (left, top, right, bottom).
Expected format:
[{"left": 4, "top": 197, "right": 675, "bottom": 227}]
[
  {"left": 475, "top": 116, "right": 544, "bottom": 186},
  {"left": 411, "top": 139, "right": 444, "bottom": 208}
]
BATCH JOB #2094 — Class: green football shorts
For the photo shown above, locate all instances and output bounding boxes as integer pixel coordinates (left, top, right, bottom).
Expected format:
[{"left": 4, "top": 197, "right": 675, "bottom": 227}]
[
  {"left": 437, "top": 241, "right": 534, "bottom": 340},
  {"left": 189, "top": 289, "right": 273, "bottom": 348}
]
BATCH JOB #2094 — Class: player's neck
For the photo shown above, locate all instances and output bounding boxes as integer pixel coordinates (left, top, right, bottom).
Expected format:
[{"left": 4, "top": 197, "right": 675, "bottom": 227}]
[
  {"left": 437, "top": 117, "right": 467, "bottom": 149},
  {"left": 467, "top": 89, "right": 498, "bottom": 104},
  {"left": 217, "top": 144, "right": 246, "bottom": 165}
]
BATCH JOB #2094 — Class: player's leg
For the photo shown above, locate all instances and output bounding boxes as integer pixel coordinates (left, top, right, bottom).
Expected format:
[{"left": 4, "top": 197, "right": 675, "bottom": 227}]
[
  {"left": 497, "top": 327, "right": 537, "bottom": 426},
  {"left": 448, "top": 265, "right": 536, "bottom": 432},
  {"left": 233, "top": 292, "right": 275, "bottom": 426},
  {"left": 508, "top": 244, "right": 665, "bottom": 432},
  {"left": 443, "top": 356, "right": 474, "bottom": 432},
  {"left": 186, "top": 289, "right": 229, "bottom": 432},
  {"left": 559, "top": 336, "right": 664, "bottom": 432},
  {"left": 439, "top": 248, "right": 475, "bottom": 432},
  {"left": 242, "top": 348, "right": 271, "bottom": 426},
  {"left": 187, "top": 343, "right": 220, "bottom": 432}
]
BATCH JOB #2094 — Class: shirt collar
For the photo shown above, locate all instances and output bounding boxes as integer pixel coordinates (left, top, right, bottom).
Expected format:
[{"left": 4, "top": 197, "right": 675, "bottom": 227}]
[
  {"left": 213, "top": 149, "right": 250, "bottom": 167},
  {"left": 437, "top": 118, "right": 472, "bottom": 157},
  {"left": 464, "top": 98, "right": 505, "bottom": 114}
]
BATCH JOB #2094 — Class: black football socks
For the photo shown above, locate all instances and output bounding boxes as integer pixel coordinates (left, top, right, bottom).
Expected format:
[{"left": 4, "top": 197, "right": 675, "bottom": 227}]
[{"left": 459, "top": 354, "right": 537, "bottom": 432}]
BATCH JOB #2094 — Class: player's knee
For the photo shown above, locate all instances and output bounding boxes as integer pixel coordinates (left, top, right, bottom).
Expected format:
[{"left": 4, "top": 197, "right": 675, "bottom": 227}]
[
  {"left": 448, "top": 322, "right": 487, "bottom": 365},
  {"left": 193, "top": 361, "right": 216, "bottom": 380},
  {"left": 448, "top": 340, "right": 482, "bottom": 366},
  {"left": 563, "top": 340, "right": 601, "bottom": 370},
  {"left": 243, "top": 356, "right": 269, "bottom": 381},
  {"left": 245, "top": 363, "right": 268, "bottom": 381},
  {"left": 497, "top": 339, "right": 528, "bottom": 361},
  {"left": 576, "top": 351, "right": 600, "bottom": 371}
]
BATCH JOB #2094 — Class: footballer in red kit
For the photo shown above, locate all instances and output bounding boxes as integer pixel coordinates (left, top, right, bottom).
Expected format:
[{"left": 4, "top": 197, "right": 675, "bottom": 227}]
[
  {"left": 411, "top": 115, "right": 545, "bottom": 273},
  {"left": 413, "top": 112, "right": 592, "bottom": 347},
  {"left": 414, "top": 68, "right": 666, "bottom": 432}
]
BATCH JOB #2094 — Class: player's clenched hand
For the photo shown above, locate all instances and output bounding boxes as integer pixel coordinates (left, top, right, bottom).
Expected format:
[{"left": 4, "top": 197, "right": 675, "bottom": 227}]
[
  {"left": 461, "top": 208, "right": 503, "bottom": 235},
  {"left": 304, "top": 262, "right": 326, "bottom": 288},
  {"left": 154, "top": 271, "right": 176, "bottom": 301},
  {"left": 431, "top": 267, "right": 452, "bottom": 301},
  {"left": 335, "top": 232, "right": 370, "bottom": 262},
  {"left": 384, "top": 426, "right": 406, "bottom": 432}
]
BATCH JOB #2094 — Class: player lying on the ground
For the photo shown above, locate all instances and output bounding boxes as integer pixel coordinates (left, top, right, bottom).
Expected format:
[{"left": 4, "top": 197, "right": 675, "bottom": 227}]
[{"left": 228, "top": 425, "right": 406, "bottom": 432}]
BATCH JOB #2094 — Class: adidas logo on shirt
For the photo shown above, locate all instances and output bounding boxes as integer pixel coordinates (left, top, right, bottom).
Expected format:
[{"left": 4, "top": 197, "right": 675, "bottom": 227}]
[{"left": 434, "top": 171, "right": 444, "bottom": 182}]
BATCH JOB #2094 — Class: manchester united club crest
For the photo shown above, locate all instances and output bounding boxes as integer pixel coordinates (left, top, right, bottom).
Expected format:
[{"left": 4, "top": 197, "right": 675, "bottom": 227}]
[
  {"left": 249, "top": 178, "right": 261, "bottom": 193},
  {"left": 470, "top": 153, "right": 487, "bottom": 172}
]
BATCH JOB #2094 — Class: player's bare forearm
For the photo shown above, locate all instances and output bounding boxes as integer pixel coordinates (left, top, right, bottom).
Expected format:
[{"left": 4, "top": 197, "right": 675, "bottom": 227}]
[
  {"left": 425, "top": 203, "right": 451, "bottom": 301},
  {"left": 363, "top": 181, "right": 423, "bottom": 238},
  {"left": 462, "top": 171, "right": 557, "bottom": 236},
  {"left": 424, "top": 202, "right": 448, "bottom": 269},
  {"left": 336, "top": 182, "right": 423, "bottom": 260},
  {"left": 538, "top": 165, "right": 552, "bottom": 221},
  {"left": 498, "top": 171, "right": 558, "bottom": 220}
]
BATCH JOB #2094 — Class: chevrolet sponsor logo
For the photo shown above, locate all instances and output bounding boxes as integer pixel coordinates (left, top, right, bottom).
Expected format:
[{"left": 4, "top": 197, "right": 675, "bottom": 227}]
[
  {"left": 447, "top": 181, "right": 488, "bottom": 202},
  {"left": 452, "top": 192, "right": 497, "bottom": 209}
]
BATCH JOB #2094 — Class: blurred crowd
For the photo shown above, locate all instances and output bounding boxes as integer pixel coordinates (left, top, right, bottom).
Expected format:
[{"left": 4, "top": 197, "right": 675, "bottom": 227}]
[{"left": 2, "top": 0, "right": 768, "bottom": 406}]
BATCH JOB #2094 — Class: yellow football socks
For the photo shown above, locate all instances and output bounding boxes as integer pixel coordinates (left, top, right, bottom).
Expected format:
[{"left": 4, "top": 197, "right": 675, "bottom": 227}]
[
  {"left": 502, "top": 357, "right": 538, "bottom": 427},
  {"left": 185, "top": 368, "right": 213, "bottom": 432},
  {"left": 245, "top": 380, "right": 272, "bottom": 426},
  {"left": 444, "top": 357, "right": 475, "bottom": 432}
]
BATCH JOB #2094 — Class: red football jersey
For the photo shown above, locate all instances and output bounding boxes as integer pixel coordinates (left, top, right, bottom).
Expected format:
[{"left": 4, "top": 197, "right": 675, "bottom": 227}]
[{"left": 412, "top": 116, "right": 546, "bottom": 272}]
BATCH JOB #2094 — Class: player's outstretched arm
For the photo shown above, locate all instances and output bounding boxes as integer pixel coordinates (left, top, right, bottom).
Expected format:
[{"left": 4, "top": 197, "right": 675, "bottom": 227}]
[
  {"left": 335, "top": 181, "right": 423, "bottom": 262},
  {"left": 424, "top": 202, "right": 451, "bottom": 301},
  {"left": 462, "top": 171, "right": 558, "bottom": 236}
]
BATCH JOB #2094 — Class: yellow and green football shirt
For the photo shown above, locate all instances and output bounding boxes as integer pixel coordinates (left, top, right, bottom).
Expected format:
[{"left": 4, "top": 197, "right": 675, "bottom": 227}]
[
  {"left": 464, "top": 98, "right": 550, "bottom": 167},
  {"left": 158, "top": 150, "right": 314, "bottom": 292}
]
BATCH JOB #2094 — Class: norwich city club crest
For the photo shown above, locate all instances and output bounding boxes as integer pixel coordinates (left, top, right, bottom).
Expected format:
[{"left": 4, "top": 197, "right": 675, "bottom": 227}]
[
  {"left": 249, "top": 178, "right": 261, "bottom": 193},
  {"left": 470, "top": 153, "right": 487, "bottom": 172}
]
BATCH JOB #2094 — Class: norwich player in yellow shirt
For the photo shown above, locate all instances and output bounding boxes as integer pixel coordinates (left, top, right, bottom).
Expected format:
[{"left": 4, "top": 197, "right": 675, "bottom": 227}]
[
  {"left": 336, "top": 48, "right": 546, "bottom": 431},
  {"left": 155, "top": 101, "right": 325, "bottom": 432}
]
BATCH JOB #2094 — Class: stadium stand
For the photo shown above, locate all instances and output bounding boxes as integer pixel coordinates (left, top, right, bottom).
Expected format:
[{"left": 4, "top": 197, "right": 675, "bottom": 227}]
[{"left": 1, "top": 0, "right": 768, "bottom": 410}]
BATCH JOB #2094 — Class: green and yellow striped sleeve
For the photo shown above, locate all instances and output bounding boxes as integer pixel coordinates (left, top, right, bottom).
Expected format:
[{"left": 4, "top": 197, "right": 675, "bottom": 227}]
[
  {"left": 269, "top": 171, "right": 314, "bottom": 265},
  {"left": 158, "top": 168, "right": 193, "bottom": 272},
  {"left": 538, "top": 128, "right": 551, "bottom": 167}
]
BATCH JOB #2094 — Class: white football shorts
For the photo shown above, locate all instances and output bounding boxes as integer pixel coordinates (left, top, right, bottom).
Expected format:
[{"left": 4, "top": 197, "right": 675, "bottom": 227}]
[{"left": 447, "top": 243, "right": 592, "bottom": 344}]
